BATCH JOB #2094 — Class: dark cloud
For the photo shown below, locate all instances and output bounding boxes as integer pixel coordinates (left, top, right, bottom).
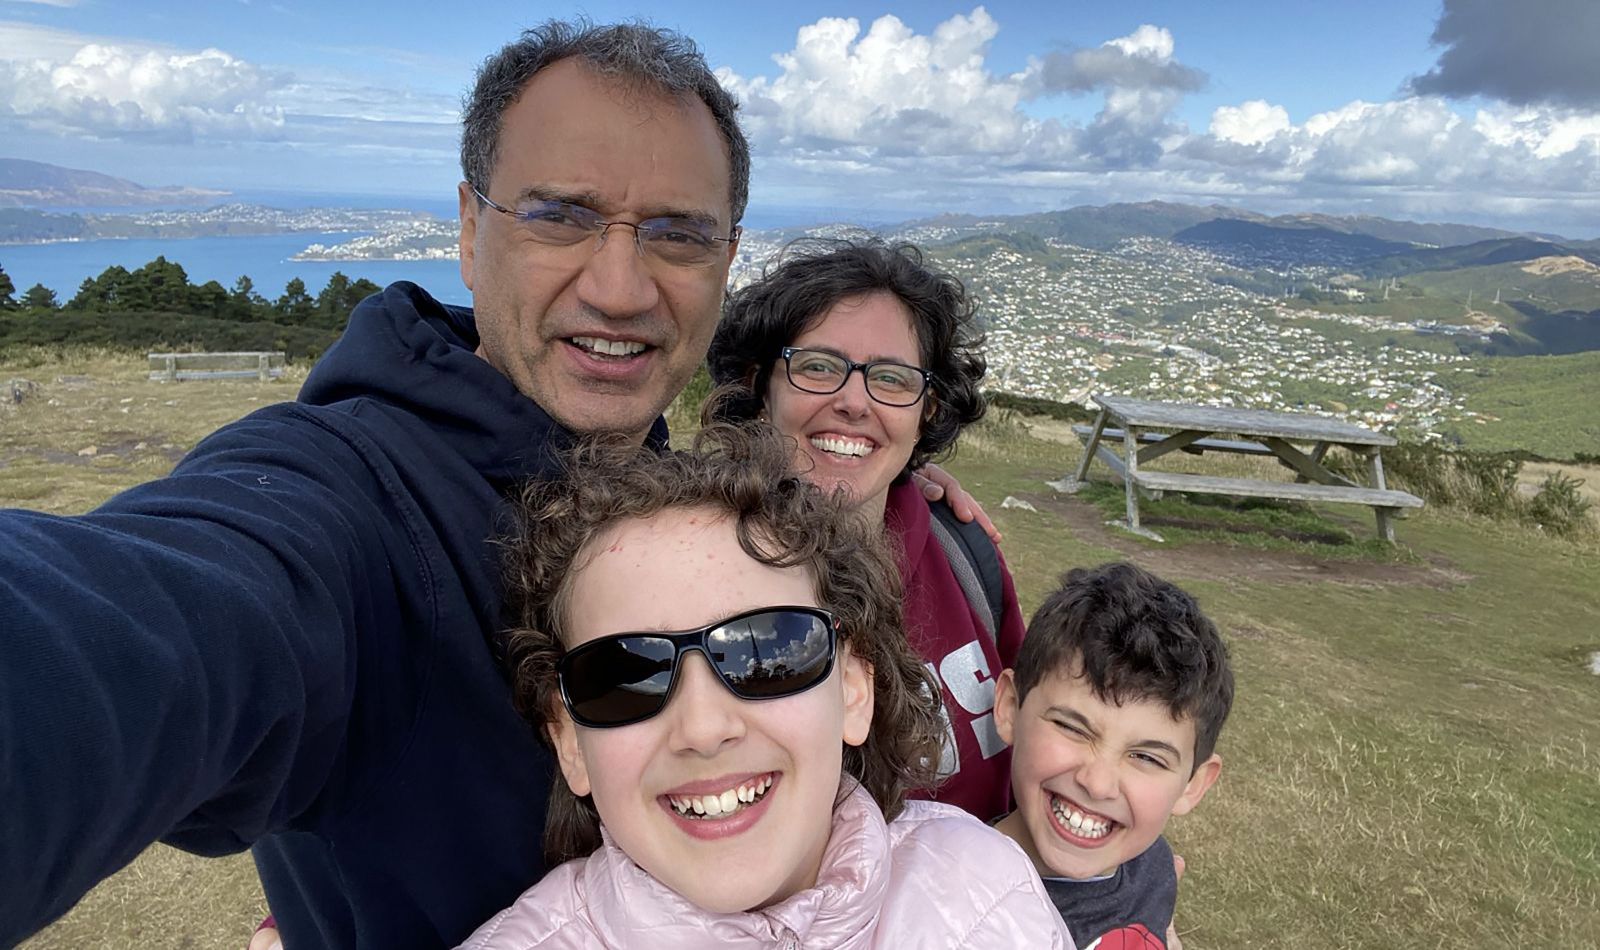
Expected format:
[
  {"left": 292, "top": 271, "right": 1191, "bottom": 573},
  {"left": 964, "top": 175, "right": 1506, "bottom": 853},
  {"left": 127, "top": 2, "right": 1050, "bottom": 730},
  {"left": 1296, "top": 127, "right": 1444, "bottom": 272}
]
[
  {"left": 1409, "top": 0, "right": 1600, "bottom": 107},
  {"left": 1027, "top": 46, "right": 1205, "bottom": 97}
]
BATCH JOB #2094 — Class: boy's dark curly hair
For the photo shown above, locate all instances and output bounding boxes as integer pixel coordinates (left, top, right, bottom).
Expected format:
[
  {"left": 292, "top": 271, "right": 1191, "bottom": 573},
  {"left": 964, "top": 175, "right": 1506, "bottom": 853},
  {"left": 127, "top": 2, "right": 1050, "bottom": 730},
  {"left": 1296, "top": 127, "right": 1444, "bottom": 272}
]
[
  {"left": 499, "top": 422, "right": 945, "bottom": 867},
  {"left": 1014, "top": 562, "right": 1234, "bottom": 768},
  {"left": 706, "top": 238, "right": 987, "bottom": 471}
]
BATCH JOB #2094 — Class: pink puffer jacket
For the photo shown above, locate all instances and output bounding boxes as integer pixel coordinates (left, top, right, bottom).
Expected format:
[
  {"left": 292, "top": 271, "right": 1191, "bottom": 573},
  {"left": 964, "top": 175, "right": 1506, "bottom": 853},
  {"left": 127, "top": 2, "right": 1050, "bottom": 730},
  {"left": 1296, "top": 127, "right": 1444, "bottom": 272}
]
[{"left": 457, "top": 783, "right": 1074, "bottom": 949}]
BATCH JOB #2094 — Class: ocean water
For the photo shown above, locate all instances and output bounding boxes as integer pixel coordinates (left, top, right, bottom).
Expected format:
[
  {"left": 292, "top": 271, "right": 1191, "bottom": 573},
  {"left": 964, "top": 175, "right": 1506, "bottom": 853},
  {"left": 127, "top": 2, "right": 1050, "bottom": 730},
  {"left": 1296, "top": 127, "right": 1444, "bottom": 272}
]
[{"left": 1, "top": 232, "right": 471, "bottom": 306}]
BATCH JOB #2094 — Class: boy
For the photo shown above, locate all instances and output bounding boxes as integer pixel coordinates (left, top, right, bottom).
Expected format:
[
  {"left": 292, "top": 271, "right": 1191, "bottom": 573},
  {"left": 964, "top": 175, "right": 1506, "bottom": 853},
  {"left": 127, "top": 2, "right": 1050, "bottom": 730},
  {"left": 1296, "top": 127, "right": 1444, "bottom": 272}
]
[{"left": 993, "top": 562, "right": 1234, "bottom": 949}]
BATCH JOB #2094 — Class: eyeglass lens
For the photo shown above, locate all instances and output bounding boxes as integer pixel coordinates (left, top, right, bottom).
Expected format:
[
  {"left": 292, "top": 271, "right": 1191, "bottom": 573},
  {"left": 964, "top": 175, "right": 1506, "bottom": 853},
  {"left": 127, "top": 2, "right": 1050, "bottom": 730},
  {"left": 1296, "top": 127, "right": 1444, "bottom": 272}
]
[
  {"left": 560, "top": 608, "right": 836, "bottom": 727},
  {"left": 513, "top": 198, "right": 727, "bottom": 267},
  {"left": 786, "top": 349, "right": 926, "bottom": 406}
]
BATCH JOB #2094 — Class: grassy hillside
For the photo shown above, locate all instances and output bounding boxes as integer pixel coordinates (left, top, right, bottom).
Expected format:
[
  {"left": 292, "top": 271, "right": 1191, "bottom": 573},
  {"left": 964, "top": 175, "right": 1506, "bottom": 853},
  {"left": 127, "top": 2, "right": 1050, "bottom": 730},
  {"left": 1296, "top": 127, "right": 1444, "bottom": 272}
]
[
  {"left": 1434, "top": 350, "right": 1600, "bottom": 457},
  {"left": 6, "top": 352, "right": 1598, "bottom": 949}
]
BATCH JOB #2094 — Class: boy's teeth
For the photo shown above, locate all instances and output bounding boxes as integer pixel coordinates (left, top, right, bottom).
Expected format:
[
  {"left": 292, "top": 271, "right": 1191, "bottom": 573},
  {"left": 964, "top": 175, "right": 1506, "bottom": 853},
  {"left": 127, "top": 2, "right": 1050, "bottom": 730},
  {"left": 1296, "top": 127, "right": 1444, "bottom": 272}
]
[
  {"left": 1051, "top": 795, "right": 1113, "bottom": 839},
  {"left": 809, "top": 436, "right": 873, "bottom": 458},
  {"left": 669, "top": 776, "right": 774, "bottom": 819},
  {"left": 572, "top": 336, "right": 646, "bottom": 357}
]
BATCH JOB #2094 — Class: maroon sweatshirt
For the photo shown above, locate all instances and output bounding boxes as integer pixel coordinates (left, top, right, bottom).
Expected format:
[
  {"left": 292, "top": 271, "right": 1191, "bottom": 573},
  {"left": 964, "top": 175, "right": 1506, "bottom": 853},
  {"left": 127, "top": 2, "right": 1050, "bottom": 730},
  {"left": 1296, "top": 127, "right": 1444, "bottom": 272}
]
[{"left": 885, "top": 480, "right": 1027, "bottom": 822}]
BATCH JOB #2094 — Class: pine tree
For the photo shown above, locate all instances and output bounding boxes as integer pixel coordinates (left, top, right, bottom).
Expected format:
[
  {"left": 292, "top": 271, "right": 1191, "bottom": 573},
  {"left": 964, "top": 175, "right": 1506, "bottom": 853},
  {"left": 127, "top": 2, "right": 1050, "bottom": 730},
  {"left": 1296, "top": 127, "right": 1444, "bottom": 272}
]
[
  {"left": 21, "top": 284, "right": 59, "bottom": 311},
  {"left": 0, "top": 263, "right": 16, "bottom": 310}
]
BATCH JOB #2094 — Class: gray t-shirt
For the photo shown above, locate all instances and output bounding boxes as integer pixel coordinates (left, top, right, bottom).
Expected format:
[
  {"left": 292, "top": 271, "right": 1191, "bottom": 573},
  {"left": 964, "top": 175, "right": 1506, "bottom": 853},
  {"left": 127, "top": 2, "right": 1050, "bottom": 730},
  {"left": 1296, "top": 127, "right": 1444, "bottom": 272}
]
[{"left": 1042, "top": 835, "right": 1176, "bottom": 948}]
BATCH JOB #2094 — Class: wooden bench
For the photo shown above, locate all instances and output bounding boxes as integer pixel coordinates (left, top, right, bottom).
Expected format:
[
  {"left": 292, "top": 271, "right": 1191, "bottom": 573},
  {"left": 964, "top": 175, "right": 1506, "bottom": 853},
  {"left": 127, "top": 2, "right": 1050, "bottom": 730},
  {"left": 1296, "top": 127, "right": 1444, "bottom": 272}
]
[
  {"left": 1062, "top": 393, "right": 1424, "bottom": 543},
  {"left": 148, "top": 351, "right": 285, "bottom": 382}
]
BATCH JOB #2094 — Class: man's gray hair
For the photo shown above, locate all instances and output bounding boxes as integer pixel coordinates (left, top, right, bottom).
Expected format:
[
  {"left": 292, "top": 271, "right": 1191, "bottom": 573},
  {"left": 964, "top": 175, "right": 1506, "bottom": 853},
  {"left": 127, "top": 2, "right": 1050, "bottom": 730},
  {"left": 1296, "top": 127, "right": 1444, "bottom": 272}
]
[{"left": 461, "top": 20, "right": 750, "bottom": 226}]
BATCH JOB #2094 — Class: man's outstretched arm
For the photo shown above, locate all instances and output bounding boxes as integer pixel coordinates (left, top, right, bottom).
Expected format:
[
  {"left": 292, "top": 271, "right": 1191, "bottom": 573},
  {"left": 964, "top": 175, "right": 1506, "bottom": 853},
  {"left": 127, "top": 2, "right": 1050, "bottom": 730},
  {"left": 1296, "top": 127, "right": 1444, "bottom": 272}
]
[{"left": 0, "top": 408, "right": 413, "bottom": 945}]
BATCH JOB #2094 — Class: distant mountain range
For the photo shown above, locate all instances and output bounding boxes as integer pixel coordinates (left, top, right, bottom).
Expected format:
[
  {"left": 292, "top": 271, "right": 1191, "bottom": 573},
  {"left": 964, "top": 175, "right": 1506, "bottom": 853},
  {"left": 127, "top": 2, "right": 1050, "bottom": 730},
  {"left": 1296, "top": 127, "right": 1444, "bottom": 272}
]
[
  {"left": 900, "top": 200, "right": 1563, "bottom": 253},
  {"left": 0, "top": 158, "right": 229, "bottom": 209}
]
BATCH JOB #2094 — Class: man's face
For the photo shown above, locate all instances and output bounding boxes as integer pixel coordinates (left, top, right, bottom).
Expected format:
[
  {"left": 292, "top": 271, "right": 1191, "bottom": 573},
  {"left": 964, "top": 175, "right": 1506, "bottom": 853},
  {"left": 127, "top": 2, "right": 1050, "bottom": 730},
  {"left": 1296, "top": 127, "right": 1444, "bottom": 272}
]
[{"left": 458, "top": 59, "right": 737, "bottom": 440}]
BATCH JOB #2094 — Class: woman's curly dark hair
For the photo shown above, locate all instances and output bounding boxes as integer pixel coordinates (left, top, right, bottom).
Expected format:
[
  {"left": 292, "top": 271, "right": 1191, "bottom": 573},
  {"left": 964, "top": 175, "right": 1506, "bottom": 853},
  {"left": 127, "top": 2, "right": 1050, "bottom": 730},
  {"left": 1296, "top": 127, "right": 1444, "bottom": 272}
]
[
  {"left": 500, "top": 422, "right": 945, "bottom": 868},
  {"left": 706, "top": 238, "right": 988, "bottom": 471}
]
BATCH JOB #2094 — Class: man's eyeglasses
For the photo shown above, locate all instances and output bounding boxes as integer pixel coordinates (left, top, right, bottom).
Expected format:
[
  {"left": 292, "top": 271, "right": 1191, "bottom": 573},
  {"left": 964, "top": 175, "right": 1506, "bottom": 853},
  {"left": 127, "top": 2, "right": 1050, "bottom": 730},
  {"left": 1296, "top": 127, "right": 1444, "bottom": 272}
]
[
  {"left": 780, "top": 347, "right": 932, "bottom": 408},
  {"left": 556, "top": 606, "right": 839, "bottom": 728},
  {"left": 472, "top": 187, "right": 739, "bottom": 268}
]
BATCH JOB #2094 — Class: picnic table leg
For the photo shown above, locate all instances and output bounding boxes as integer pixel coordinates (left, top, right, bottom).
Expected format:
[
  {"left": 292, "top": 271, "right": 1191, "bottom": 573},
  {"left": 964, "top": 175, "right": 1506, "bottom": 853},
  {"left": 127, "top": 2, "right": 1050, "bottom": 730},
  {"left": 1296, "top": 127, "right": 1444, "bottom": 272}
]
[
  {"left": 1073, "top": 409, "right": 1107, "bottom": 484},
  {"left": 1123, "top": 426, "right": 1142, "bottom": 532},
  {"left": 1294, "top": 441, "right": 1331, "bottom": 483},
  {"left": 1367, "top": 450, "right": 1395, "bottom": 543}
]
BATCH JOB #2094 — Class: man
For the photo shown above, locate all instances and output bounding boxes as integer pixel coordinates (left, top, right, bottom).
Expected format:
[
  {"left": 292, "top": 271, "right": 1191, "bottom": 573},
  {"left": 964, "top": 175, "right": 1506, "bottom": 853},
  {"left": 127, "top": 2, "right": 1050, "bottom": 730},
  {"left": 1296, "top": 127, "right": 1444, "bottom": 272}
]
[{"left": 1, "top": 22, "right": 746, "bottom": 949}]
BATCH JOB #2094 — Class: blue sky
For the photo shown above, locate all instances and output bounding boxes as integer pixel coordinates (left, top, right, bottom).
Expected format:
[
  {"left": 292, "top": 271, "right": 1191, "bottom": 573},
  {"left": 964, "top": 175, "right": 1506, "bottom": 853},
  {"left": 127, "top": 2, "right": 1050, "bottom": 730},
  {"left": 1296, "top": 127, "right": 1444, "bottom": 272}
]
[{"left": 2, "top": 0, "right": 1598, "bottom": 233}]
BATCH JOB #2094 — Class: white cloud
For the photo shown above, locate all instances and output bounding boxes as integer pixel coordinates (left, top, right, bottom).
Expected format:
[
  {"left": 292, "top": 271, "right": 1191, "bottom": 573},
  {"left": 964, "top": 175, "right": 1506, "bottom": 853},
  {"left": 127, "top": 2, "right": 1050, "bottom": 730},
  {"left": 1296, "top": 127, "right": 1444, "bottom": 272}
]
[
  {"left": 720, "top": 9, "right": 1040, "bottom": 157},
  {"left": 0, "top": 21, "right": 457, "bottom": 148},
  {"left": 719, "top": 12, "right": 1204, "bottom": 179},
  {"left": 1210, "top": 100, "right": 1291, "bottom": 146},
  {"left": 0, "top": 27, "right": 286, "bottom": 140}
]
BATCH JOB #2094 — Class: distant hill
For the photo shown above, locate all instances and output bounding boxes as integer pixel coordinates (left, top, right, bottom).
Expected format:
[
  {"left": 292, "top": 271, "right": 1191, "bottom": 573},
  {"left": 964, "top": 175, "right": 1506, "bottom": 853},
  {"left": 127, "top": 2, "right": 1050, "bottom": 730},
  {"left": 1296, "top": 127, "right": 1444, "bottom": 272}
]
[
  {"left": 1365, "top": 238, "right": 1600, "bottom": 278},
  {"left": 897, "top": 200, "right": 1551, "bottom": 253},
  {"left": 1265, "top": 213, "right": 1543, "bottom": 248},
  {"left": 1173, "top": 218, "right": 1414, "bottom": 267},
  {"left": 900, "top": 201, "right": 1265, "bottom": 249},
  {"left": 0, "top": 158, "right": 228, "bottom": 209}
]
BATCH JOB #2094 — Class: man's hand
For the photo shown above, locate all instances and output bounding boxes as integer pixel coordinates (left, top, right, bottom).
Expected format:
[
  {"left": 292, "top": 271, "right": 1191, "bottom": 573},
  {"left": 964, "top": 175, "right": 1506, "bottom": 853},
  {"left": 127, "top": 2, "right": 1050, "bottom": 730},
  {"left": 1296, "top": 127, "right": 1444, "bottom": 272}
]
[{"left": 911, "top": 463, "right": 1001, "bottom": 542}]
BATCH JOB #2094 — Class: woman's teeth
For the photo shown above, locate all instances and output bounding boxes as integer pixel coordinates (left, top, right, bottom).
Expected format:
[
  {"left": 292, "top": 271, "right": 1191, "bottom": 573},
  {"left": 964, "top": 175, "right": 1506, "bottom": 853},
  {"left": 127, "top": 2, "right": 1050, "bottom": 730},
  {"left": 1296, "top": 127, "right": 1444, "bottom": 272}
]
[
  {"left": 810, "top": 436, "right": 873, "bottom": 458},
  {"left": 1051, "top": 796, "right": 1113, "bottom": 839},
  {"left": 669, "top": 775, "right": 774, "bottom": 819},
  {"left": 571, "top": 336, "right": 647, "bottom": 358}
]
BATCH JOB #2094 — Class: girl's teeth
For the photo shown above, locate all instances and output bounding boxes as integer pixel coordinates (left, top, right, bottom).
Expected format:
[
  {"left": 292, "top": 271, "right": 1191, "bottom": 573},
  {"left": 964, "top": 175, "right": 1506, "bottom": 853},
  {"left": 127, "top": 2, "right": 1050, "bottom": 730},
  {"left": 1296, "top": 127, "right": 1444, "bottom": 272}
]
[{"left": 669, "top": 777, "right": 774, "bottom": 819}]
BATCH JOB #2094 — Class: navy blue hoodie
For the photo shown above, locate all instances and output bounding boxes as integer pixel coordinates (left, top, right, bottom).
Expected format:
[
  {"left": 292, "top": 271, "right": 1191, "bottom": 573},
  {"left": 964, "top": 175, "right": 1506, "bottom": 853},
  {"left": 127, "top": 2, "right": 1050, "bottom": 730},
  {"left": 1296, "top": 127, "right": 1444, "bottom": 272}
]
[{"left": 0, "top": 282, "right": 666, "bottom": 948}]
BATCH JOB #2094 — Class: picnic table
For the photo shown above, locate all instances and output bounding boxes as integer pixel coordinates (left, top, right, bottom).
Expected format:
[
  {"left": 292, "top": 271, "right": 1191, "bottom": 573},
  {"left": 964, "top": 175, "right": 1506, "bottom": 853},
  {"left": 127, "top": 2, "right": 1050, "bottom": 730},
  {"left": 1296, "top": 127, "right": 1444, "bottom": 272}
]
[{"left": 1061, "top": 393, "right": 1424, "bottom": 543}]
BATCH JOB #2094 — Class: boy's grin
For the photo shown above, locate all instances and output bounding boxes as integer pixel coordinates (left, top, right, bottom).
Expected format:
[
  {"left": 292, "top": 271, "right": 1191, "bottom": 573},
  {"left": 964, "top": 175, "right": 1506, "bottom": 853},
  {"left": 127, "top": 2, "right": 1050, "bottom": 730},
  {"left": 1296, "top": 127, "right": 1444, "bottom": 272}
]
[{"left": 1048, "top": 792, "right": 1115, "bottom": 843}]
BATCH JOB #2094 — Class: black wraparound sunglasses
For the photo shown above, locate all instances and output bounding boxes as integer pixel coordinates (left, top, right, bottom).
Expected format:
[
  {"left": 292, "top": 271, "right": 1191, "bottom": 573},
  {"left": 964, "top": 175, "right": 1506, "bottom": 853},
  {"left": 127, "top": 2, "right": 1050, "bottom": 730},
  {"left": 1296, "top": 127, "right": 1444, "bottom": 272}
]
[{"left": 556, "top": 606, "right": 840, "bottom": 728}]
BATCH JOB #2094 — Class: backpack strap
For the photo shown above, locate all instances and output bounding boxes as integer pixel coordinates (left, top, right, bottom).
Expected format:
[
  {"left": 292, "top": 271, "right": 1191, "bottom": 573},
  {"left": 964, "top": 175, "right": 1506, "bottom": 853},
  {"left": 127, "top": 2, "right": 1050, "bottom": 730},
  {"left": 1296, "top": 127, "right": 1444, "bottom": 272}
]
[{"left": 927, "top": 500, "right": 1005, "bottom": 644}]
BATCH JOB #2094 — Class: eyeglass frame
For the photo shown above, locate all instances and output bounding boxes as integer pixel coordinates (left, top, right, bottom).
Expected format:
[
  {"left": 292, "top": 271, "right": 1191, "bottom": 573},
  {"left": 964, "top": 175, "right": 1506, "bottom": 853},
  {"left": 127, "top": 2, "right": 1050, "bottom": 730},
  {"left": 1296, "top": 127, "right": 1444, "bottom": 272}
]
[
  {"left": 555, "top": 605, "right": 841, "bottom": 729},
  {"left": 778, "top": 346, "right": 933, "bottom": 408},
  {"left": 471, "top": 186, "right": 741, "bottom": 267}
]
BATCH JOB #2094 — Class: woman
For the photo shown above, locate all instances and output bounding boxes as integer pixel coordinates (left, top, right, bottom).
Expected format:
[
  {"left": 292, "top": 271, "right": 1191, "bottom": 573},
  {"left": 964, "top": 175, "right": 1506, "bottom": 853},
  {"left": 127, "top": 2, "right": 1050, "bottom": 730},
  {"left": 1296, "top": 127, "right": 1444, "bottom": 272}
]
[{"left": 707, "top": 238, "right": 1025, "bottom": 821}]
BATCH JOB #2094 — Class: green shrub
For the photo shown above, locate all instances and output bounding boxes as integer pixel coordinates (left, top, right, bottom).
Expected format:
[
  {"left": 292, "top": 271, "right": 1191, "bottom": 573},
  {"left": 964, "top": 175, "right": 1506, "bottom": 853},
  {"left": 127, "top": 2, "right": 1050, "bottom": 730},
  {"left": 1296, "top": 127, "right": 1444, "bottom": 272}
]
[
  {"left": 1526, "top": 471, "right": 1595, "bottom": 538},
  {"left": 1375, "top": 443, "right": 1522, "bottom": 519}
]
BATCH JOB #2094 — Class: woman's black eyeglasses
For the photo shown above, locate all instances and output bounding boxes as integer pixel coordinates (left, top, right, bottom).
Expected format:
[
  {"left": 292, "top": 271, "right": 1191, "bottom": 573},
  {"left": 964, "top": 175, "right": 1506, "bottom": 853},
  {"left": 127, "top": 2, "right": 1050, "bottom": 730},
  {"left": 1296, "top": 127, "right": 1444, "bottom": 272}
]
[
  {"left": 557, "top": 606, "right": 840, "bottom": 728},
  {"left": 780, "top": 347, "right": 931, "bottom": 407}
]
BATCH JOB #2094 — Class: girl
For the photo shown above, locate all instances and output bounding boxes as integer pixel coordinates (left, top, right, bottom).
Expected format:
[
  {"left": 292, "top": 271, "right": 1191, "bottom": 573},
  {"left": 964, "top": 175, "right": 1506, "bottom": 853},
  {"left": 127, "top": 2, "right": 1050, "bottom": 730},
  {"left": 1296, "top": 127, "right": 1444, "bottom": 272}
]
[{"left": 459, "top": 425, "right": 1070, "bottom": 948}]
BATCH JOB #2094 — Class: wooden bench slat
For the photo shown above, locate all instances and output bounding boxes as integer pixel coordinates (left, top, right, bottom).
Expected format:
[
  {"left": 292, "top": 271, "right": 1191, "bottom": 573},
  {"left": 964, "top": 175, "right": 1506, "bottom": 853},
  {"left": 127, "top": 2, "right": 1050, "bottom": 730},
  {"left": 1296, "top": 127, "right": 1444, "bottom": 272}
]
[
  {"left": 1130, "top": 471, "right": 1424, "bottom": 508},
  {"left": 1071, "top": 424, "right": 1275, "bottom": 456}
]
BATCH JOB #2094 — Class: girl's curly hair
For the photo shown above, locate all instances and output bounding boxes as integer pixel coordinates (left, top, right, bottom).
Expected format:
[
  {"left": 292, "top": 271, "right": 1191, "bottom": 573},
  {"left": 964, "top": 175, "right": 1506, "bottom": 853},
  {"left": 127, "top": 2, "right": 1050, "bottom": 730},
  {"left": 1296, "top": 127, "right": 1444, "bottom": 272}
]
[
  {"left": 705, "top": 238, "right": 988, "bottom": 472},
  {"left": 500, "top": 422, "right": 945, "bottom": 868}
]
